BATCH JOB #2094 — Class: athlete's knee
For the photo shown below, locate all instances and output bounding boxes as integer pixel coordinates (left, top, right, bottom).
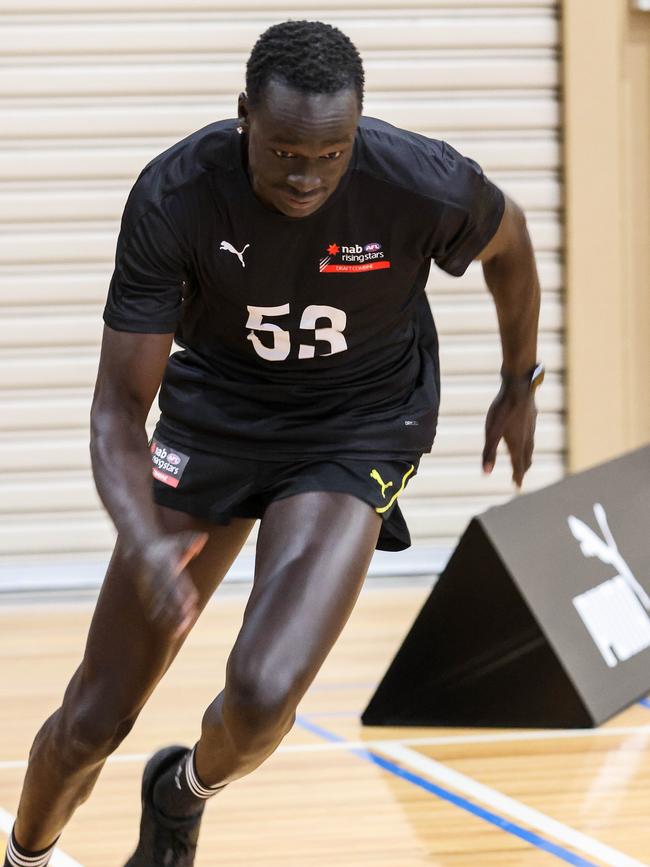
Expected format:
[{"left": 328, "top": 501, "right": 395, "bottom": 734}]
[
  {"left": 218, "top": 660, "right": 299, "bottom": 753},
  {"left": 53, "top": 697, "right": 139, "bottom": 768}
]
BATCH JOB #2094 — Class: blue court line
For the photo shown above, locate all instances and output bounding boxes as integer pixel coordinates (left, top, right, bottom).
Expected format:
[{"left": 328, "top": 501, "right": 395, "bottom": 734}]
[{"left": 295, "top": 715, "right": 598, "bottom": 867}]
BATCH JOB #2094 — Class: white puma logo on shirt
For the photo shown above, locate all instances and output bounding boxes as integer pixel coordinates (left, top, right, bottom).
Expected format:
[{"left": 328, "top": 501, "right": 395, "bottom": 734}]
[{"left": 220, "top": 240, "right": 250, "bottom": 268}]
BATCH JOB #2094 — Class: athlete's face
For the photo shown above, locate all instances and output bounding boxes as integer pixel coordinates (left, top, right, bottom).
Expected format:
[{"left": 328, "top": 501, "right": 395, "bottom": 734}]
[{"left": 238, "top": 80, "right": 360, "bottom": 218}]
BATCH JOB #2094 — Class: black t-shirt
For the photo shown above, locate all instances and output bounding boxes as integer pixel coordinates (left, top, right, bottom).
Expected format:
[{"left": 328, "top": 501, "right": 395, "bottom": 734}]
[{"left": 103, "top": 116, "right": 504, "bottom": 460}]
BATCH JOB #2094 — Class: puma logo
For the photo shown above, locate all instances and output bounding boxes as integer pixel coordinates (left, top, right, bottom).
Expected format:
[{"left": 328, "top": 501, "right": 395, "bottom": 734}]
[
  {"left": 220, "top": 240, "right": 250, "bottom": 268},
  {"left": 370, "top": 469, "right": 393, "bottom": 499}
]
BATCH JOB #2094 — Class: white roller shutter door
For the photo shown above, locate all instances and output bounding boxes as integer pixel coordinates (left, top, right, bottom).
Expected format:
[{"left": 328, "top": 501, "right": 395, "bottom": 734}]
[{"left": 0, "top": 1, "right": 563, "bottom": 575}]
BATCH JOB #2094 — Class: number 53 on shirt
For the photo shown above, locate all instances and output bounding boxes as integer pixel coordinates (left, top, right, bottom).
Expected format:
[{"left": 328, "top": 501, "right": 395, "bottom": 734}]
[{"left": 246, "top": 303, "right": 348, "bottom": 361}]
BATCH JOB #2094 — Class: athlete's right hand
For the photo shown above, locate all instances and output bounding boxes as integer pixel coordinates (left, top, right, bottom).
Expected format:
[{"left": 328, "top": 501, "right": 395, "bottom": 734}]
[{"left": 130, "top": 531, "right": 208, "bottom": 639}]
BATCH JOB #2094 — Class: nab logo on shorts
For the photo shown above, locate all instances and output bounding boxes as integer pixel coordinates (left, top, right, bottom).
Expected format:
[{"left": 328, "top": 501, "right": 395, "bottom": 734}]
[
  {"left": 150, "top": 440, "right": 190, "bottom": 488},
  {"left": 319, "top": 241, "right": 391, "bottom": 274}
]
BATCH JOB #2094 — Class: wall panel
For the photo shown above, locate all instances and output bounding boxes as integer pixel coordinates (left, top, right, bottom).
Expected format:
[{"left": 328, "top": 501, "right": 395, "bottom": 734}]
[{"left": 0, "top": 1, "right": 563, "bottom": 577}]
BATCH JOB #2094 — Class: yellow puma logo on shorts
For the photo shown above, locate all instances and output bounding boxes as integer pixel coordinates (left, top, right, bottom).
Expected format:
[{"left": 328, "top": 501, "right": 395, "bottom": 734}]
[
  {"left": 370, "top": 468, "right": 394, "bottom": 499},
  {"left": 372, "top": 465, "right": 416, "bottom": 514}
]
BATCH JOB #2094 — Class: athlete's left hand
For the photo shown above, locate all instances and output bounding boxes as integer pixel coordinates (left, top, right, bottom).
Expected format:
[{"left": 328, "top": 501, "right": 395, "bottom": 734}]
[{"left": 482, "top": 384, "right": 537, "bottom": 488}]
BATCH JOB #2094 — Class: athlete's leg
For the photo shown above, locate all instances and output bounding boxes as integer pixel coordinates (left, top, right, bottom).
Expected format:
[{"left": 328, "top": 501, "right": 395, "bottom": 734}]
[
  {"left": 194, "top": 492, "right": 381, "bottom": 784},
  {"left": 12, "top": 507, "right": 255, "bottom": 852}
]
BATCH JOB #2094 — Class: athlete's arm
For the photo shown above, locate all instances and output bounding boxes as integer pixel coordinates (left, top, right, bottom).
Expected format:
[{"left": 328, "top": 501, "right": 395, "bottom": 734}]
[
  {"left": 90, "top": 325, "right": 206, "bottom": 636},
  {"left": 476, "top": 193, "right": 541, "bottom": 487}
]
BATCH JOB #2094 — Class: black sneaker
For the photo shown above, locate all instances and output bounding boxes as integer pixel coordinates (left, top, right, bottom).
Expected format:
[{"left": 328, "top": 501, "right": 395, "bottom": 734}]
[{"left": 124, "top": 745, "right": 205, "bottom": 867}]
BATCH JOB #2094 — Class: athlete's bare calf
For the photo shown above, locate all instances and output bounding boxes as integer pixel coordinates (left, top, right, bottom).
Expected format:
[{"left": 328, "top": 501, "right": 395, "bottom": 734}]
[
  {"left": 12, "top": 503, "right": 253, "bottom": 851},
  {"left": 12, "top": 491, "right": 380, "bottom": 853}
]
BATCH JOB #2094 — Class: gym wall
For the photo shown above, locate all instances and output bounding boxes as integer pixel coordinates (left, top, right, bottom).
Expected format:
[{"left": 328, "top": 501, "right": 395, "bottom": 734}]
[
  {"left": 563, "top": 0, "right": 650, "bottom": 471},
  {"left": 0, "top": 1, "right": 564, "bottom": 578}
]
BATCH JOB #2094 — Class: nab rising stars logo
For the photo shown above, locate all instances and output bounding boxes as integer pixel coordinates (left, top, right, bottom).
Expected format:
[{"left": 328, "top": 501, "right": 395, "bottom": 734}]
[{"left": 319, "top": 241, "right": 391, "bottom": 274}]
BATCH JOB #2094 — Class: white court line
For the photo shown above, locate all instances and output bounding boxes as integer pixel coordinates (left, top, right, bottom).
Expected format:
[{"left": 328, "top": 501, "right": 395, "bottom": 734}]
[
  {"left": 0, "top": 808, "right": 82, "bottom": 867},
  {"left": 3, "top": 724, "right": 650, "bottom": 771},
  {"left": 353, "top": 724, "right": 650, "bottom": 749},
  {"left": 2, "top": 729, "right": 649, "bottom": 867},
  {"left": 379, "top": 743, "right": 649, "bottom": 867}
]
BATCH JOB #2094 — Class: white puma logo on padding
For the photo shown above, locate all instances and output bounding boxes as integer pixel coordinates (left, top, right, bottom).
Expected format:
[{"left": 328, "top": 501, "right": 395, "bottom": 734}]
[{"left": 220, "top": 240, "right": 250, "bottom": 268}]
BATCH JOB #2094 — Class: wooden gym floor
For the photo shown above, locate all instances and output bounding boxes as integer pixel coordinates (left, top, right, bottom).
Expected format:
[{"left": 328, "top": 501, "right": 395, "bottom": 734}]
[{"left": 1, "top": 582, "right": 650, "bottom": 866}]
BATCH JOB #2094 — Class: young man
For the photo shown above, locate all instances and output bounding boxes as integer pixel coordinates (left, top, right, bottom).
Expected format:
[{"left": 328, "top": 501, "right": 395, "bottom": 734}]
[{"left": 3, "top": 19, "right": 543, "bottom": 867}]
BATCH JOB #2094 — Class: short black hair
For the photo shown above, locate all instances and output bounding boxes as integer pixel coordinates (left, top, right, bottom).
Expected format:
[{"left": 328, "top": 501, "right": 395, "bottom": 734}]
[{"left": 246, "top": 20, "right": 364, "bottom": 109}]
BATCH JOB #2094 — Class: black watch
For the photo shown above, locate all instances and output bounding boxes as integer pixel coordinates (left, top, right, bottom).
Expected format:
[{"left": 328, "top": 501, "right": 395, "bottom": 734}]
[{"left": 501, "top": 361, "right": 545, "bottom": 394}]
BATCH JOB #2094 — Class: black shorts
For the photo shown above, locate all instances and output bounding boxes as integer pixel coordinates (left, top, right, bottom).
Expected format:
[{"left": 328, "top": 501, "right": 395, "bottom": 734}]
[{"left": 149, "top": 426, "right": 420, "bottom": 552}]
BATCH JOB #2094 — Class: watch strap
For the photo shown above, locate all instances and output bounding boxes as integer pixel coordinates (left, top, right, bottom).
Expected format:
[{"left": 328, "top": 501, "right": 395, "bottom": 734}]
[{"left": 501, "top": 361, "right": 545, "bottom": 393}]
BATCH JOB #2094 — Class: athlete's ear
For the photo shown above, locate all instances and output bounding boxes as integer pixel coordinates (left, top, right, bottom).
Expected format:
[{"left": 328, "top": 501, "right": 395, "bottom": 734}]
[{"left": 237, "top": 92, "right": 250, "bottom": 132}]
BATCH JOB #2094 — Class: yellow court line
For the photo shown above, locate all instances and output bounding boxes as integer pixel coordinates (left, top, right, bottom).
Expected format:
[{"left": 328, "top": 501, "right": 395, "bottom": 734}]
[{"left": 375, "top": 464, "right": 415, "bottom": 514}]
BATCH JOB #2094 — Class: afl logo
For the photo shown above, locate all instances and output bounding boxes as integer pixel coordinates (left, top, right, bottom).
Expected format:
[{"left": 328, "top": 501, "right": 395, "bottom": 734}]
[
  {"left": 167, "top": 453, "right": 181, "bottom": 465},
  {"left": 364, "top": 242, "right": 382, "bottom": 252}
]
